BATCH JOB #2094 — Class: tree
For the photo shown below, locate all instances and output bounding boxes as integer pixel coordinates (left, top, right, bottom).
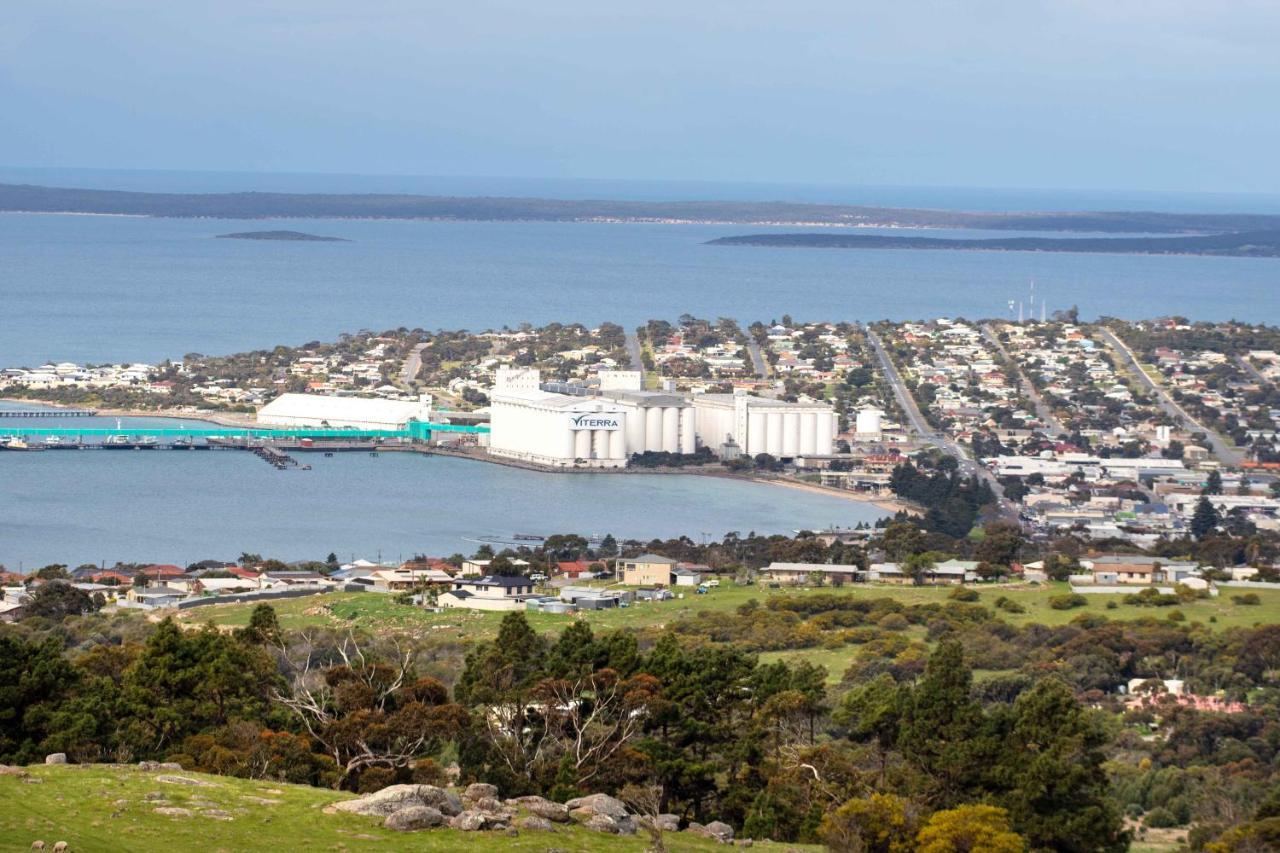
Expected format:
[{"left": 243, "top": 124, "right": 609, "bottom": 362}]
[
  {"left": 1191, "top": 496, "right": 1221, "bottom": 539},
  {"left": 916, "top": 804, "right": 1025, "bottom": 853},
  {"left": 993, "top": 678, "right": 1126, "bottom": 852},
  {"left": 0, "top": 636, "right": 80, "bottom": 764},
  {"left": 897, "top": 641, "right": 990, "bottom": 807},
  {"left": 902, "top": 552, "right": 936, "bottom": 586},
  {"left": 1203, "top": 470, "right": 1223, "bottom": 496},
  {"left": 23, "top": 581, "right": 99, "bottom": 621},
  {"left": 820, "top": 793, "right": 920, "bottom": 853},
  {"left": 237, "top": 604, "right": 282, "bottom": 645}
]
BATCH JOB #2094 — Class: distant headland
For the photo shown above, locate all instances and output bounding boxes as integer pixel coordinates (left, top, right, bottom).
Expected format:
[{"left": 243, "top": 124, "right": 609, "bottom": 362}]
[
  {"left": 706, "top": 229, "right": 1280, "bottom": 258},
  {"left": 216, "top": 230, "right": 350, "bottom": 242},
  {"left": 4, "top": 182, "right": 1280, "bottom": 234}
]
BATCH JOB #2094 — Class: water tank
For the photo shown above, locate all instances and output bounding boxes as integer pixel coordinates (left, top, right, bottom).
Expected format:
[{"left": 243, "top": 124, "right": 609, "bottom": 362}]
[{"left": 856, "top": 407, "right": 883, "bottom": 436}]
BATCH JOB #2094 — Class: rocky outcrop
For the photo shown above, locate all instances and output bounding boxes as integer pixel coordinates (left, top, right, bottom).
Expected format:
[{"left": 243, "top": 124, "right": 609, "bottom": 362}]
[{"left": 329, "top": 782, "right": 740, "bottom": 842}]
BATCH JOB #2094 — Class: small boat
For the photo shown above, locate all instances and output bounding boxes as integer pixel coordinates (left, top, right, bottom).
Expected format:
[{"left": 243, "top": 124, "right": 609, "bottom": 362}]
[
  {"left": 172, "top": 438, "right": 193, "bottom": 449},
  {"left": 43, "top": 436, "right": 63, "bottom": 448},
  {"left": 104, "top": 435, "right": 132, "bottom": 449},
  {"left": 136, "top": 436, "right": 159, "bottom": 449}
]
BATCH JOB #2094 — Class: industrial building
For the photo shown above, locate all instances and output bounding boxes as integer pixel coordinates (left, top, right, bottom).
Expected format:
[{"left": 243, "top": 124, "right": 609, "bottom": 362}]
[
  {"left": 488, "top": 388, "right": 630, "bottom": 467},
  {"left": 692, "top": 391, "right": 838, "bottom": 458},
  {"left": 597, "top": 389, "right": 697, "bottom": 455},
  {"left": 256, "top": 393, "right": 432, "bottom": 430}
]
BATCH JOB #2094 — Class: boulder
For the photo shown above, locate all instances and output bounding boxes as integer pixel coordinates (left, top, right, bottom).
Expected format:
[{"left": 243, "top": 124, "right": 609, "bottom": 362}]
[
  {"left": 517, "top": 816, "right": 555, "bottom": 832},
  {"left": 470, "top": 795, "right": 504, "bottom": 813},
  {"left": 462, "top": 782, "right": 499, "bottom": 803},
  {"left": 639, "top": 814, "right": 680, "bottom": 833},
  {"left": 449, "top": 809, "right": 507, "bottom": 831},
  {"left": 155, "top": 775, "right": 215, "bottom": 787},
  {"left": 687, "top": 820, "right": 735, "bottom": 842},
  {"left": 0, "top": 766, "right": 29, "bottom": 778},
  {"left": 583, "top": 813, "right": 637, "bottom": 835},
  {"left": 138, "top": 761, "right": 183, "bottom": 772},
  {"left": 508, "top": 796, "right": 570, "bottom": 823},
  {"left": 329, "top": 784, "right": 458, "bottom": 818},
  {"left": 565, "top": 793, "right": 630, "bottom": 820},
  {"left": 384, "top": 805, "right": 445, "bottom": 831},
  {"left": 44, "top": 753, "right": 67, "bottom": 765}
]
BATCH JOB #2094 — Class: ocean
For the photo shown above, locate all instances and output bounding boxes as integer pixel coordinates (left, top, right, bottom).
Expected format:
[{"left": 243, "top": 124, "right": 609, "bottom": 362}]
[{"left": 1, "top": 205, "right": 1277, "bottom": 366}]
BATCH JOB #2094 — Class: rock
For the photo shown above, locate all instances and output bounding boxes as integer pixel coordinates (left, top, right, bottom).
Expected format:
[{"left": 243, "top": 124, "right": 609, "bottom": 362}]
[
  {"left": 138, "top": 761, "right": 183, "bottom": 772},
  {"left": 0, "top": 766, "right": 29, "bottom": 778},
  {"left": 384, "top": 805, "right": 445, "bottom": 831},
  {"left": 449, "top": 809, "right": 507, "bottom": 831},
  {"left": 328, "top": 784, "right": 459, "bottom": 818},
  {"left": 44, "top": 753, "right": 67, "bottom": 765},
  {"left": 508, "top": 796, "right": 571, "bottom": 823},
  {"left": 462, "top": 782, "right": 499, "bottom": 803},
  {"left": 240, "top": 796, "right": 283, "bottom": 806},
  {"left": 687, "top": 820, "right": 735, "bottom": 842},
  {"left": 583, "top": 813, "right": 637, "bottom": 835},
  {"left": 154, "top": 807, "right": 193, "bottom": 817},
  {"left": 471, "top": 795, "right": 504, "bottom": 813},
  {"left": 143, "top": 792, "right": 167, "bottom": 802},
  {"left": 445, "top": 763, "right": 462, "bottom": 783},
  {"left": 155, "top": 775, "right": 214, "bottom": 787},
  {"left": 565, "top": 793, "right": 630, "bottom": 820},
  {"left": 639, "top": 814, "right": 680, "bottom": 832},
  {"left": 201, "top": 809, "right": 234, "bottom": 821},
  {"left": 734, "top": 840, "right": 754, "bottom": 847},
  {"left": 517, "top": 816, "right": 555, "bottom": 832}
]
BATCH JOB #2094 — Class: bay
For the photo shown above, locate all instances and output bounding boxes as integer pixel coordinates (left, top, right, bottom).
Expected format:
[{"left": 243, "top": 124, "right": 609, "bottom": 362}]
[{"left": 0, "top": 403, "right": 884, "bottom": 568}]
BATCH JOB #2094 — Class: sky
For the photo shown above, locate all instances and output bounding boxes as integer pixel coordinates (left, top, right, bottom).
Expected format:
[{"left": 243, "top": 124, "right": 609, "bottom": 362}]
[{"left": 1, "top": 0, "right": 1278, "bottom": 195}]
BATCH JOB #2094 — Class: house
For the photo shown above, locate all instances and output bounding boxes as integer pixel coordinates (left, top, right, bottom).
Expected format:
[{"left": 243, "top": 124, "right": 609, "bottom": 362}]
[
  {"left": 437, "top": 575, "right": 536, "bottom": 611},
  {"left": 559, "top": 586, "right": 632, "bottom": 609},
  {"left": 868, "top": 563, "right": 908, "bottom": 583},
  {"left": 138, "top": 564, "right": 187, "bottom": 582},
  {"left": 556, "top": 560, "right": 600, "bottom": 580},
  {"left": 125, "top": 585, "right": 187, "bottom": 608},
  {"left": 1085, "top": 555, "right": 1189, "bottom": 585},
  {"left": 262, "top": 571, "right": 329, "bottom": 587},
  {"left": 759, "top": 562, "right": 863, "bottom": 585},
  {"left": 619, "top": 554, "right": 677, "bottom": 586},
  {"left": 460, "top": 558, "right": 531, "bottom": 577},
  {"left": 368, "top": 568, "right": 453, "bottom": 592},
  {"left": 927, "top": 559, "right": 980, "bottom": 584}
]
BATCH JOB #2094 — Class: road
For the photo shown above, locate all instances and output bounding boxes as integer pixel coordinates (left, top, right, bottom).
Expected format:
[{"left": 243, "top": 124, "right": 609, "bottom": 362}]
[
  {"left": 745, "top": 335, "right": 769, "bottom": 378},
  {"left": 865, "top": 328, "right": 1018, "bottom": 522},
  {"left": 1097, "top": 327, "right": 1244, "bottom": 466},
  {"left": 979, "top": 323, "right": 1066, "bottom": 435},
  {"left": 1235, "top": 354, "right": 1270, "bottom": 386},
  {"left": 624, "top": 333, "right": 645, "bottom": 381},
  {"left": 398, "top": 342, "right": 429, "bottom": 388}
]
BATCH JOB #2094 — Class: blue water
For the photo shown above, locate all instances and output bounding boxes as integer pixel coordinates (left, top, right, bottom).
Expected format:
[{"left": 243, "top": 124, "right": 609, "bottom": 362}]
[
  {"left": 0, "top": 404, "right": 883, "bottom": 568},
  {"left": 2, "top": 211, "right": 1277, "bottom": 366}
]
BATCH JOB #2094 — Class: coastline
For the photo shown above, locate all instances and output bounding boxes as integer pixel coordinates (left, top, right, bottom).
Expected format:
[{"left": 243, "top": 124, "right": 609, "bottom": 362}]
[{"left": 0, "top": 396, "right": 257, "bottom": 428}]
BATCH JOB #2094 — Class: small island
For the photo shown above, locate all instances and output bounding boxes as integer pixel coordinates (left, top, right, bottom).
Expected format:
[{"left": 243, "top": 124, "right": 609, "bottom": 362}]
[{"left": 216, "top": 230, "right": 350, "bottom": 242}]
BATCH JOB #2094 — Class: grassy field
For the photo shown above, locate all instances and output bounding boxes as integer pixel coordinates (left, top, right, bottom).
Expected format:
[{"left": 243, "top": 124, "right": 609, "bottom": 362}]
[
  {"left": 175, "top": 580, "right": 1280, "bottom": 642},
  {"left": 0, "top": 765, "right": 790, "bottom": 853}
]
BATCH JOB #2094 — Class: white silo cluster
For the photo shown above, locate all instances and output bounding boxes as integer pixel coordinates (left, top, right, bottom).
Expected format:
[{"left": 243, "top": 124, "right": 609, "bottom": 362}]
[
  {"left": 488, "top": 389, "right": 629, "bottom": 468},
  {"left": 692, "top": 391, "right": 838, "bottom": 458},
  {"left": 600, "top": 391, "right": 696, "bottom": 454}
]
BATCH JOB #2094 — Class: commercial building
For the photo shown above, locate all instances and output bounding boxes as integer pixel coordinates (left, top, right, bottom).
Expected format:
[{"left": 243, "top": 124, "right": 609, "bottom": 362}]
[
  {"left": 692, "top": 391, "right": 837, "bottom": 458},
  {"left": 257, "top": 393, "right": 432, "bottom": 430}
]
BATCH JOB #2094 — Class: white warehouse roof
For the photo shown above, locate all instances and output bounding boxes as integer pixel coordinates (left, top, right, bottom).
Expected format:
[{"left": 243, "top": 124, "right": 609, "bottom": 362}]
[{"left": 257, "top": 393, "right": 429, "bottom": 429}]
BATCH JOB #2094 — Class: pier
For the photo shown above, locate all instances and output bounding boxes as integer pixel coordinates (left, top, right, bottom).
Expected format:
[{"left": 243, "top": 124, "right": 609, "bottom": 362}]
[{"left": 0, "top": 408, "right": 98, "bottom": 418}]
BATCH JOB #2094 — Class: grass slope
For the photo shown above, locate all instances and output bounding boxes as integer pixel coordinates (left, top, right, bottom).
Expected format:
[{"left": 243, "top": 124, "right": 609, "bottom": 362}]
[
  {"left": 176, "top": 581, "right": 1280, "bottom": 640},
  {"left": 0, "top": 765, "right": 767, "bottom": 852}
]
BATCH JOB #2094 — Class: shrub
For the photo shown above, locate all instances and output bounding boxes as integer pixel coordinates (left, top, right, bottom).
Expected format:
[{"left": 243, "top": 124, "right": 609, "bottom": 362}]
[
  {"left": 1232, "top": 593, "right": 1261, "bottom": 606},
  {"left": 1144, "top": 806, "right": 1180, "bottom": 828},
  {"left": 878, "top": 613, "right": 910, "bottom": 631},
  {"left": 1106, "top": 600, "right": 1118, "bottom": 610},
  {"left": 948, "top": 587, "right": 979, "bottom": 602},
  {"left": 1048, "top": 594, "right": 1088, "bottom": 610},
  {"left": 1167, "top": 610, "right": 1186, "bottom": 622},
  {"left": 993, "top": 596, "right": 1025, "bottom": 614}
]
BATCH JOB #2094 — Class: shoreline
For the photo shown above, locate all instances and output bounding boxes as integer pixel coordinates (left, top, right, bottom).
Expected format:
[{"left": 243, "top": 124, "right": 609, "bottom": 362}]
[{"left": 3, "top": 397, "right": 906, "bottom": 512}]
